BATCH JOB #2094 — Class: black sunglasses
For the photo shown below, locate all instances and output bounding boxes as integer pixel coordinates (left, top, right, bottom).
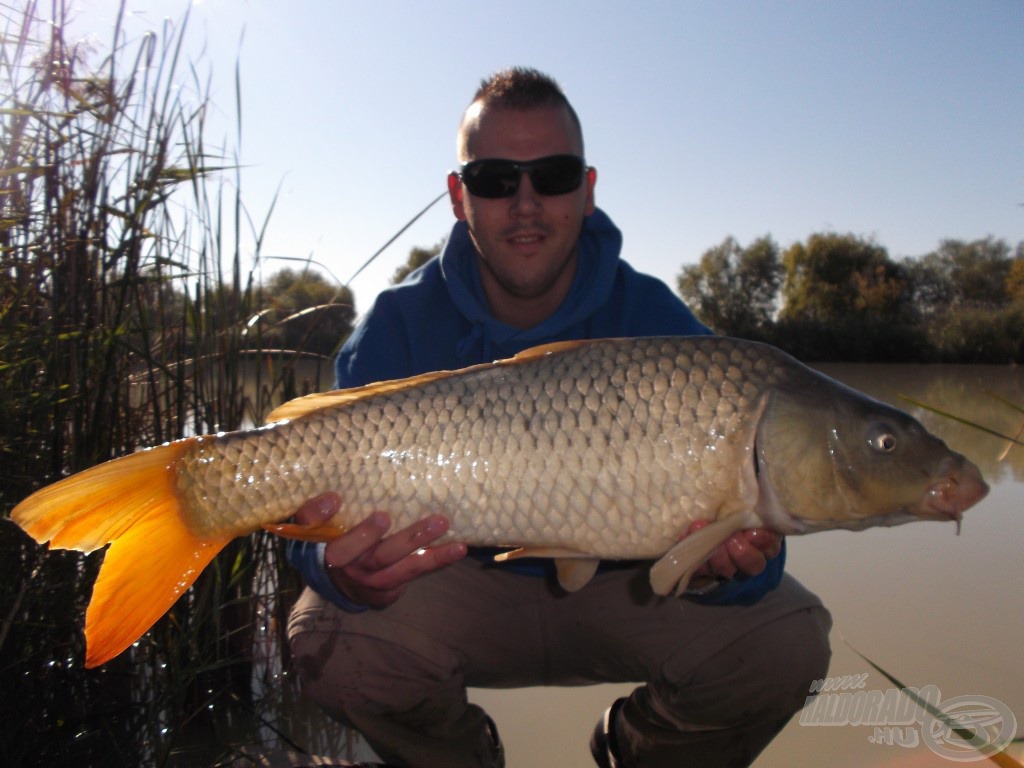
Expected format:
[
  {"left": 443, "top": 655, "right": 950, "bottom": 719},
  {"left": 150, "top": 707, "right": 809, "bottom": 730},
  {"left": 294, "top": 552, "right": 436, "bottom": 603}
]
[{"left": 458, "top": 154, "right": 587, "bottom": 199}]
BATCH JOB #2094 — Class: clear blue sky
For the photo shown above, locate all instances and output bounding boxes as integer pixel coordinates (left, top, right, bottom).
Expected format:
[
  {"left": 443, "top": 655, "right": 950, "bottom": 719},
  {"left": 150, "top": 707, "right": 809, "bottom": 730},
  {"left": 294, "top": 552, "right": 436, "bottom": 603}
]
[{"left": 70, "top": 0, "right": 1023, "bottom": 316}]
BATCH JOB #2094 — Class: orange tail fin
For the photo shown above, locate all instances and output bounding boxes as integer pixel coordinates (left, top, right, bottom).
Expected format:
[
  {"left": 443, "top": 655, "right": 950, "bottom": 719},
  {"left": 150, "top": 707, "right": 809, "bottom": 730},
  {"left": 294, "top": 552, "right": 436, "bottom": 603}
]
[{"left": 11, "top": 439, "right": 232, "bottom": 668}]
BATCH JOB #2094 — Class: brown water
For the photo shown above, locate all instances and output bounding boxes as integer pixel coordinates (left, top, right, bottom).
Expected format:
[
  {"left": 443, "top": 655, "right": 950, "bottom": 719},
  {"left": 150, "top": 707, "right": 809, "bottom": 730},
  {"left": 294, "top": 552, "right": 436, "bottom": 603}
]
[{"left": 297, "top": 363, "right": 1024, "bottom": 767}]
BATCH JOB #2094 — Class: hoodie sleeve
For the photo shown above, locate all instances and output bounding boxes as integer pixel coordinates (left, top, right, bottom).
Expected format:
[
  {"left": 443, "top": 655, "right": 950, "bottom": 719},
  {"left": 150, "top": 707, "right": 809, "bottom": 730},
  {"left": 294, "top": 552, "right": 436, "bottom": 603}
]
[
  {"left": 285, "top": 540, "right": 369, "bottom": 612},
  {"left": 334, "top": 259, "right": 474, "bottom": 388},
  {"left": 687, "top": 544, "right": 787, "bottom": 606}
]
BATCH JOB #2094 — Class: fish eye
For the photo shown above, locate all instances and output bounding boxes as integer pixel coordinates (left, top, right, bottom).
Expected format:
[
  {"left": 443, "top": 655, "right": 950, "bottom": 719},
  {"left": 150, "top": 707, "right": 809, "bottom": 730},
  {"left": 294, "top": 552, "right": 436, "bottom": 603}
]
[{"left": 868, "top": 429, "right": 897, "bottom": 453}]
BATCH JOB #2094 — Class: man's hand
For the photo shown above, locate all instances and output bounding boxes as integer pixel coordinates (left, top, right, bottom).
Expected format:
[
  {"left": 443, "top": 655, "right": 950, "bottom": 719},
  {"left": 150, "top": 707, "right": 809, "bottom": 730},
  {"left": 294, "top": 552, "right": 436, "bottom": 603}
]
[
  {"left": 295, "top": 494, "right": 467, "bottom": 609},
  {"left": 688, "top": 520, "right": 783, "bottom": 582}
]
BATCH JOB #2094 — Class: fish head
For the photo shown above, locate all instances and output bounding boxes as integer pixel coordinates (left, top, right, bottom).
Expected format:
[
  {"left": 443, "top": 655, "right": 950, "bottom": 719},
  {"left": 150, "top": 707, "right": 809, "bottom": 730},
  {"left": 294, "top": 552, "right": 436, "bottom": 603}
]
[{"left": 754, "top": 373, "right": 989, "bottom": 533}]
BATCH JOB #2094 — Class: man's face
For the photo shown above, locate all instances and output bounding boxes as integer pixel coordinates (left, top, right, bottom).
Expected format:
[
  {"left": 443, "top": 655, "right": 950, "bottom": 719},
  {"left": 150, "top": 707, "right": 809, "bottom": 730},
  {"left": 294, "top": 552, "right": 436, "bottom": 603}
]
[{"left": 448, "top": 104, "right": 597, "bottom": 308}]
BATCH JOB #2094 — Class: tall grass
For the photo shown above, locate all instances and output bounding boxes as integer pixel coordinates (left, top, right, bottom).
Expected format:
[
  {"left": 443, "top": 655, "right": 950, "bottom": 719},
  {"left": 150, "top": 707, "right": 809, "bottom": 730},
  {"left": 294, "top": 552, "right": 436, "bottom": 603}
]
[{"left": 0, "top": 3, "right": 352, "bottom": 765}]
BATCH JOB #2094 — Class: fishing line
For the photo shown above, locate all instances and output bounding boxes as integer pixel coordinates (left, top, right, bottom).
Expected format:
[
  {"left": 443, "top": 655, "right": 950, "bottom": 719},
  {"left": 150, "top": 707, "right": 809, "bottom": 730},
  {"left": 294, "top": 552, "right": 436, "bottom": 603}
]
[{"left": 344, "top": 190, "right": 448, "bottom": 287}]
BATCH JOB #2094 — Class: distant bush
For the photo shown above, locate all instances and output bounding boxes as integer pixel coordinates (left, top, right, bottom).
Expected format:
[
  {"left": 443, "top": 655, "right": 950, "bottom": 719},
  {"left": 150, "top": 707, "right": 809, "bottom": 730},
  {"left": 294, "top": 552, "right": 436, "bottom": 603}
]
[
  {"left": 768, "top": 317, "right": 931, "bottom": 363},
  {"left": 681, "top": 233, "right": 1024, "bottom": 363},
  {"left": 923, "top": 305, "right": 1024, "bottom": 364}
]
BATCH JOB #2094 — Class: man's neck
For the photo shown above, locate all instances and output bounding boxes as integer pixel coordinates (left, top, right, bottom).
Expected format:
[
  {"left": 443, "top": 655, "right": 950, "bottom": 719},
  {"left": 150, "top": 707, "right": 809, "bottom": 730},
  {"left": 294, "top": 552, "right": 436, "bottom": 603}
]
[
  {"left": 485, "top": 291, "right": 563, "bottom": 330},
  {"left": 478, "top": 252, "right": 578, "bottom": 331}
]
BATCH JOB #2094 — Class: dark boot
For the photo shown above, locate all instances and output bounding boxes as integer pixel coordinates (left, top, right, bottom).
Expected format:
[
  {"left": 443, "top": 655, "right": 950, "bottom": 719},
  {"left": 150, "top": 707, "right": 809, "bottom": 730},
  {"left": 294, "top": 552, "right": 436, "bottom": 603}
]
[{"left": 589, "top": 698, "right": 626, "bottom": 768}]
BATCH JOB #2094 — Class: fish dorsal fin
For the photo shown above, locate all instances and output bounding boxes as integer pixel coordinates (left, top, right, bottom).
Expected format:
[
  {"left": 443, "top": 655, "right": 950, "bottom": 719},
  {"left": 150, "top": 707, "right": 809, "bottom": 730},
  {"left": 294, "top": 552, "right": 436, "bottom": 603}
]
[
  {"left": 505, "top": 338, "right": 593, "bottom": 361},
  {"left": 264, "top": 338, "right": 597, "bottom": 424},
  {"left": 265, "top": 369, "right": 461, "bottom": 423}
]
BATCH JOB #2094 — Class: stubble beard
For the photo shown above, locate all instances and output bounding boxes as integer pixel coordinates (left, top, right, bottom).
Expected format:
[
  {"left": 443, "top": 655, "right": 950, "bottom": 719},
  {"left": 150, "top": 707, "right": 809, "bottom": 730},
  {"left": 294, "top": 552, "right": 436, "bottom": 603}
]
[{"left": 476, "top": 241, "right": 578, "bottom": 301}]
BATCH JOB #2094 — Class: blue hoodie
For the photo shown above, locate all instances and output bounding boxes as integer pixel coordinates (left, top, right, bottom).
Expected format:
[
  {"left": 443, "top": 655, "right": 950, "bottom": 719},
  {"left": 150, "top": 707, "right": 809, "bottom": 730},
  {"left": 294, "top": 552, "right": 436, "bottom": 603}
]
[{"left": 290, "top": 208, "right": 785, "bottom": 608}]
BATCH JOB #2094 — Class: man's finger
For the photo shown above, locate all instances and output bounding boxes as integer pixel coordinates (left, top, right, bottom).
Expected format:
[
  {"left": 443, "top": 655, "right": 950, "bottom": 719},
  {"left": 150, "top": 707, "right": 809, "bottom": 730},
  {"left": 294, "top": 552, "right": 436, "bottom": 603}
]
[
  {"left": 345, "top": 541, "right": 467, "bottom": 593},
  {"left": 324, "top": 511, "right": 391, "bottom": 569},
  {"left": 706, "top": 541, "right": 738, "bottom": 580},
  {"left": 745, "top": 528, "right": 783, "bottom": 558},
  {"left": 294, "top": 492, "right": 342, "bottom": 526},
  {"left": 329, "top": 539, "right": 468, "bottom": 608},
  {"left": 361, "top": 515, "right": 452, "bottom": 569},
  {"left": 724, "top": 534, "right": 767, "bottom": 576}
]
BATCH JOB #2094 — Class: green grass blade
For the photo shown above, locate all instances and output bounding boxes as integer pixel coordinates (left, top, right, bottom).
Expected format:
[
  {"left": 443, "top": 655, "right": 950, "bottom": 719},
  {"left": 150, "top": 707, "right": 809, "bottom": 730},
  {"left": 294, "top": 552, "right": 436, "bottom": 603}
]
[
  {"left": 844, "top": 639, "right": 1022, "bottom": 767},
  {"left": 899, "top": 394, "right": 1024, "bottom": 447}
]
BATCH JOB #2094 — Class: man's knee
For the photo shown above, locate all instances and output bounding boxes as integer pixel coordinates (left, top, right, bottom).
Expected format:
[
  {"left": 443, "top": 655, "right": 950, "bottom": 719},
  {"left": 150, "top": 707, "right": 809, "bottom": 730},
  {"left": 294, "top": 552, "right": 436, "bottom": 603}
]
[
  {"left": 752, "top": 605, "right": 833, "bottom": 714},
  {"left": 291, "top": 629, "right": 502, "bottom": 767},
  {"left": 660, "top": 605, "right": 833, "bottom": 726},
  {"left": 722, "top": 604, "right": 832, "bottom": 721},
  {"left": 290, "top": 629, "right": 463, "bottom": 718}
]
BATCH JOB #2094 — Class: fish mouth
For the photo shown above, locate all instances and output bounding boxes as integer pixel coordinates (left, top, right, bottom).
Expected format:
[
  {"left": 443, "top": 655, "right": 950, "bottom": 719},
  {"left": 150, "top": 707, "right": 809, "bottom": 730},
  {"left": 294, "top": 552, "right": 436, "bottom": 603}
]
[{"left": 921, "top": 456, "right": 989, "bottom": 525}]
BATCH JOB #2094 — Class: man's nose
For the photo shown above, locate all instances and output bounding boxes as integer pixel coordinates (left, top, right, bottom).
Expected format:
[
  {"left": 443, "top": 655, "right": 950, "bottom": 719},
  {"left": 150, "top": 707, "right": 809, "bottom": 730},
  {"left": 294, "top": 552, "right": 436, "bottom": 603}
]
[{"left": 510, "top": 172, "right": 541, "bottom": 214}]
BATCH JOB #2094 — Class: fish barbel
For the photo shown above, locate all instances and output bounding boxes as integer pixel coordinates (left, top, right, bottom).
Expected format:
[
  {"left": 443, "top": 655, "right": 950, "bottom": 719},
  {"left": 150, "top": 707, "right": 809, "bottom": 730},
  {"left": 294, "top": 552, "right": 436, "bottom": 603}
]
[{"left": 11, "top": 336, "right": 988, "bottom": 667}]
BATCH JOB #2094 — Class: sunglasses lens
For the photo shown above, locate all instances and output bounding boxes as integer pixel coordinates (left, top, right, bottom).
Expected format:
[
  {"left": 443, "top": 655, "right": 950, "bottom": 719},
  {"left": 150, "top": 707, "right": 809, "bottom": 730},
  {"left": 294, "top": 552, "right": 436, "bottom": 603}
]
[
  {"left": 460, "top": 155, "right": 585, "bottom": 199},
  {"left": 530, "top": 155, "right": 585, "bottom": 195},
  {"left": 461, "top": 160, "right": 520, "bottom": 198}
]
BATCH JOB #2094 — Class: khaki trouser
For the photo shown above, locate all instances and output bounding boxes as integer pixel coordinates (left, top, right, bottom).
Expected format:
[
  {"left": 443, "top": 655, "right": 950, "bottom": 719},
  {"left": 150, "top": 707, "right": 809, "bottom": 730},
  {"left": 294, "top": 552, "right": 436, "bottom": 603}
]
[{"left": 288, "top": 559, "right": 831, "bottom": 768}]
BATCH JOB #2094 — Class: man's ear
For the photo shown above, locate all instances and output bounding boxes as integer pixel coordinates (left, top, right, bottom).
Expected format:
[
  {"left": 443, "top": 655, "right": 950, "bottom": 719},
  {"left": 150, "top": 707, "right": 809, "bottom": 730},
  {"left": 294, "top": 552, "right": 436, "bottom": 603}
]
[
  {"left": 584, "top": 166, "right": 597, "bottom": 216},
  {"left": 448, "top": 172, "right": 467, "bottom": 221}
]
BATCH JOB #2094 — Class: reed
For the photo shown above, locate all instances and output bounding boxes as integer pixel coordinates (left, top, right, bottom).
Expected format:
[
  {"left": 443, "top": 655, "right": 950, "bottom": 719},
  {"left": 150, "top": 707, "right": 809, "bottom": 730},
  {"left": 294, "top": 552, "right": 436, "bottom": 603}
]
[
  {"left": 1, "top": 2, "right": 353, "bottom": 764},
  {"left": 845, "top": 642, "right": 1023, "bottom": 767}
]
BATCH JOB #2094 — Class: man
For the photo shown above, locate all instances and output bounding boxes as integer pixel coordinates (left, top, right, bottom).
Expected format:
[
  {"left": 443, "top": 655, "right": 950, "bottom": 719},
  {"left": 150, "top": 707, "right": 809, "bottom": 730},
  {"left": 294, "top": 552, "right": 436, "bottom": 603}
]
[{"left": 288, "top": 67, "right": 831, "bottom": 768}]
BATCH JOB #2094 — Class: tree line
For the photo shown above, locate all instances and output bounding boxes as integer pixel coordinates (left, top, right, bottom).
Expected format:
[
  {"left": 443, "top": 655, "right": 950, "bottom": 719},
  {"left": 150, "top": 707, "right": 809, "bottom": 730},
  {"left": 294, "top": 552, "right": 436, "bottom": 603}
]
[
  {"left": 677, "top": 233, "right": 1024, "bottom": 363},
  {"left": 276, "top": 232, "right": 1023, "bottom": 364}
]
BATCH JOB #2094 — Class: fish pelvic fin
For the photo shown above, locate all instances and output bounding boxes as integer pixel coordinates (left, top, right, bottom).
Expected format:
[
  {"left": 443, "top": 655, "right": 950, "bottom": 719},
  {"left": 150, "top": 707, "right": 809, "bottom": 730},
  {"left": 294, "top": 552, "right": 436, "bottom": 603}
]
[
  {"left": 554, "top": 558, "right": 601, "bottom": 592},
  {"left": 492, "top": 547, "right": 602, "bottom": 592},
  {"left": 11, "top": 439, "right": 232, "bottom": 668},
  {"left": 649, "top": 510, "right": 763, "bottom": 597}
]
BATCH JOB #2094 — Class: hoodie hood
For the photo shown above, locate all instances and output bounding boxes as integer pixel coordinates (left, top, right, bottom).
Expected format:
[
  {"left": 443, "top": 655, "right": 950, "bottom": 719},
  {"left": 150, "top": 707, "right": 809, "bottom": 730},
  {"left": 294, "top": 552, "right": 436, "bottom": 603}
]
[{"left": 439, "top": 208, "right": 624, "bottom": 360}]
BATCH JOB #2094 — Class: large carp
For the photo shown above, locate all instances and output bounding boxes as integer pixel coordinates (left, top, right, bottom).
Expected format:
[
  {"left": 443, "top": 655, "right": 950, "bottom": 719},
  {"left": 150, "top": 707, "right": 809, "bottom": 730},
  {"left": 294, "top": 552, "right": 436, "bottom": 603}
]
[{"left": 12, "top": 336, "right": 988, "bottom": 667}]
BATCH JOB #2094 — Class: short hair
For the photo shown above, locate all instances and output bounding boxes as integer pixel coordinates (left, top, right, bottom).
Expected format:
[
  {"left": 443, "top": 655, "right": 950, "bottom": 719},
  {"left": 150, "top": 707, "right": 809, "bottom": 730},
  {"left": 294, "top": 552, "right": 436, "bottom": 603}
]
[{"left": 459, "top": 67, "right": 584, "bottom": 157}]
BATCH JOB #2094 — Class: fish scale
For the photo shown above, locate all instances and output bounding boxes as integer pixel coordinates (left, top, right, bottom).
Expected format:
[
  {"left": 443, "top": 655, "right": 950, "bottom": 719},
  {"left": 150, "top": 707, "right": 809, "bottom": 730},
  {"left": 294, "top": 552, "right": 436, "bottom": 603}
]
[
  {"left": 174, "top": 337, "right": 771, "bottom": 556},
  {"left": 11, "top": 335, "right": 989, "bottom": 667}
]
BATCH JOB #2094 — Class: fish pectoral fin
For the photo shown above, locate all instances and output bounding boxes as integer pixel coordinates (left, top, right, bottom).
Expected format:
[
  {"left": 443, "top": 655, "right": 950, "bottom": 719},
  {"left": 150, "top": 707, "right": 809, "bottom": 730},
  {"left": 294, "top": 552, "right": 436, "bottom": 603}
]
[
  {"left": 649, "top": 510, "right": 762, "bottom": 597},
  {"left": 554, "top": 558, "right": 601, "bottom": 592},
  {"left": 263, "top": 522, "right": 347, "bottom": 542}
]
